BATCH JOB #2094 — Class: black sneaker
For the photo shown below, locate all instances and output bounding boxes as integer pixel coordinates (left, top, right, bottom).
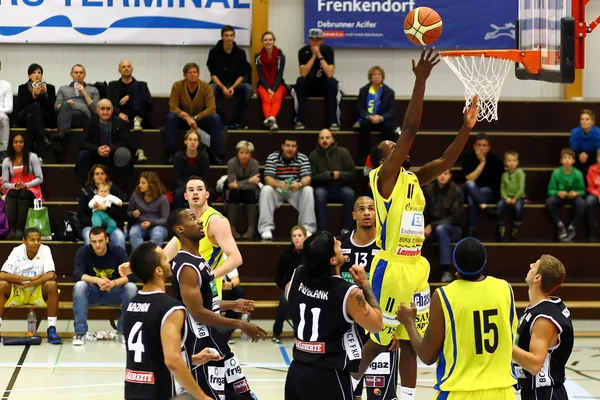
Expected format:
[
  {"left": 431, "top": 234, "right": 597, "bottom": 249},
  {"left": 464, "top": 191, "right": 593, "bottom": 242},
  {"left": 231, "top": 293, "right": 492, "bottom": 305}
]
[
  {"left": 511, "top": 226, "right": 521, "bottom": 242},
  {"left": 557, "top": 224, "right": 568, "bottom": 242},
  {"left": 496, "top": 225, "right": 506, "bottom": 242},
  {"left": 565, "top": 225, "right": 576, "bottom": 242}
]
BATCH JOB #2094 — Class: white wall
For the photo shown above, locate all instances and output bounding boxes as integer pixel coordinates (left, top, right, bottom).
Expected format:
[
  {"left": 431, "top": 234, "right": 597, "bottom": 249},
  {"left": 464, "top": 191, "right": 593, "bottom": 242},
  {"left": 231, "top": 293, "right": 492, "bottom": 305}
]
[{"left": 0, "top": 0, "right": 597, "bottom": 98}]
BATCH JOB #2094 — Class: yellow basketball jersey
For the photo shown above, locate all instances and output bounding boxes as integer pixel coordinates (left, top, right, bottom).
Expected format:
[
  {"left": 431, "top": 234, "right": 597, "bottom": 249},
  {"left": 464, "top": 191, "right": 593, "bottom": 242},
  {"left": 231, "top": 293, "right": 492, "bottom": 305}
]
[
  {"left": 369, "top": 166, "right": 425, "bottom": 258},
  {"left": 435, "top": 277, "right": 518, "bottom": 392}
]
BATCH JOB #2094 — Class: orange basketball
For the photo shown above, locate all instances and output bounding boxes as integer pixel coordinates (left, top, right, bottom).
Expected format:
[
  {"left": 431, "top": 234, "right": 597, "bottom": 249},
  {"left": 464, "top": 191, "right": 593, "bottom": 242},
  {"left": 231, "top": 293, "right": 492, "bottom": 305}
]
[{"left": 404, "top": 7, "right": 443, "bottom": 46}]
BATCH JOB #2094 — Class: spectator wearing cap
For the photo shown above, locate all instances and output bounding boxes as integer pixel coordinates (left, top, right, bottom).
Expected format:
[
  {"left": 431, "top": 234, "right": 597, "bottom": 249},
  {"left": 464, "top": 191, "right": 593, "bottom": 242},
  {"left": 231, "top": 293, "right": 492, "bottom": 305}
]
[
  {"left": 207, "top": 25, "right": 253, "bottom": 130},
  {"left": 291, "top": 28, "right": 341, "bottom": 131},
  {"left": 76, "top": 99, "right": 137, "bottom": 192}
]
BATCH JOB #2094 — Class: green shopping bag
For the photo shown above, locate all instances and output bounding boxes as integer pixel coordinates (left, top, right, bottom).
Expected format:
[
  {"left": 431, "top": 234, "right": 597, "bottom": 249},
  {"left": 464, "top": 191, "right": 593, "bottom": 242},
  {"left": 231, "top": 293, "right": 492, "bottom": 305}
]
[{"left": 25, "top": 199, "right": 52, "bottom": 240}]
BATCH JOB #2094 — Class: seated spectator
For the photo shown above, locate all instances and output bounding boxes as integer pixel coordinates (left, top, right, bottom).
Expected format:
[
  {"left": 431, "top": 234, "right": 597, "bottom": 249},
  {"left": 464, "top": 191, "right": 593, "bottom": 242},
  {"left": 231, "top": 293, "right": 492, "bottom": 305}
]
[
  {"left": 461, "top": 132, "right": 504, "bottom": 237},
  {"left": 273, "top": 225, "right": 306, "bottom": 343},
  {"left": 308, "top": 129, "right": 356, "bottom": 234},
  {"left": 570, "top": 108, "right": 600, "bottom": 176},
  {"left": 14, "top": 63, "right": 56, "bottom": 152},
  {"left": 497, "top": 151, "right": 526, "bottom": 241},
  {"left": 227, "top": 140, "right": 260, "bottom": 239},
  {"left": 0, "top": 61, "right": 12, "bottom": 161},
  {"left": 72, "top": 227, "right": 137, "bottom": 345},
  {"left": 173, "top": 129, "right": 210, "bottom": 209},
  {"left": 78, "top": 164, "right": 126, "bottom": 250},
  {"left": 107, "top": 59, "right": 152, "bottom": 162},
  {"left": 546, "top": 148, "right": 586, "bottom": 242},
  {"left": 166, "top": 62, "right": 222, "bottom": 165},
  {"left": 88, "top": 182, "right": 123, "bottom": 235},
  {"left": 207, "top": 25, "right": 252, "bottom": 130},
  {"left": 585, "top": 149, "right": 600, "bottom": 241},
  {"left": 127, "top": 171, "right": 169, "bottom": 249},
  {"left": 292, "top": 28, "right": 340, "bottom": 131},
  {"left": 259, "top": 139, "right": 316, "bottom": 240},
  {"left": 53, "top": 64, "right": 100, "bottom": 161},
  {"left": 255, "top": 31, "right": 287, "bottom": 131},
  {"left": 76, "top": 99, "right": 137, "bottom": 191},
  {"left": 0, "top": 228, "right": 61, "bottom": 344},
  {"left": 2, "top": 132, "right": 43, "bottom": 239},
  {"left": 356, "top": 66, "right": 396, "bottom": 161},
  {"left": 424, "top": 170, "right": 463, "bottom": 283}
]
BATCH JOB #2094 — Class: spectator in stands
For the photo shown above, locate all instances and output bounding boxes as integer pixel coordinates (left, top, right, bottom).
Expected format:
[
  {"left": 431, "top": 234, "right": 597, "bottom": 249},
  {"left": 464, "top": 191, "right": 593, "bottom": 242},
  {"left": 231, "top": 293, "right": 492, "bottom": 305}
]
[
  {"left": 78, "top": 164, "right": 126, "bottom": 250},
  {"left": 14, "top": 63, "right": 55, "bottom": 153},
  {"left": 2, "top": 132, "right": 43, "bottom": 239},
  {"left": 173, "top": 129, "right": 210, "bottom": 209},
  {"left": 76, "top": 99, "right": 137, "bottom": 191},
  {"left": 309, "top": 129, "right": 356, "bottom": 234},
  {"left": 356, "top": 66, "right": 396, "bottom": 161},
  {"left": 585, "top": 149, "right": 600, "bottom": 241},
  {"left": 72, "top": 226, "right": 137, "bottom": 345},
  {"left": 167, "top": 62, "right": 222, "bottom": 165},
  {"left": 423, "top": 169, "right": 463, "bottom": 283},
  {"left": 54, "top": 64, "right": 100, "bottom": 161},
  {"left": 292, "top": 28, "right": 340, "bottom": 131},
  {"left": 0, "top": 61, "right": 12, "bottom": 161},
  {"left": 570, "top": 109, "right": 600, "bottom": 175},
  {"left": 461, "top": 132, "right": 504, "bottom": 237},
  {"left": 88, "top": 182, "right": 123, "bottom": 236},
  {"left": 207, "top": 25, "right": 252, "bottom": 130},
  {"left": 273, "top": 225, "right": 306, "bottom": 343},
  {"left": 0, "top": 227, "right": 61, "bottom": 344},
  {"left": 497, "top": 151, "right": 526, "bottom": 241},
  {"left": 546, "top": 148, "right": 586, "bottom": 242},
  {"left": 259, "top": 139, "right": 316, "bottom": 240},
  {"left": 255, "top": 31, "right": 287, "bottom": 131},
  {"left": 127, "top": 171, "right": 169, "bottom": 249},
  {"left": 227, "top": 140, "right": 260, "bottom": 239},
  {"left": 107, "top": 59, "right": 152, "bottom": 162}
]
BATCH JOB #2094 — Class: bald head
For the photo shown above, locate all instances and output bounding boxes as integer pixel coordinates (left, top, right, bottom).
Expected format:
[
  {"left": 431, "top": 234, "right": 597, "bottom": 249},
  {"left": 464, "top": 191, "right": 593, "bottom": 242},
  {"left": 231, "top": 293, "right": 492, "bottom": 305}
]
[
  {"left": 97, "top": 99, "right": 114, "bottom": 122},
  {"left": 118, "top": 60, "right": 133, "bottom": 79},
  {"left": 318, "top": 129, "right": 335, "bottom": 150}
]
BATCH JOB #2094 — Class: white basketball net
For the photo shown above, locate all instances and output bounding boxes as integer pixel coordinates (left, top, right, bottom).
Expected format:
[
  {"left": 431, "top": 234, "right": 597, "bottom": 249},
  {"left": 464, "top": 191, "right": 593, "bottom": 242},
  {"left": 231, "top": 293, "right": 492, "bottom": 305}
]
[{"left": 441, "top": 54, "right": 513, "bottom": 122}]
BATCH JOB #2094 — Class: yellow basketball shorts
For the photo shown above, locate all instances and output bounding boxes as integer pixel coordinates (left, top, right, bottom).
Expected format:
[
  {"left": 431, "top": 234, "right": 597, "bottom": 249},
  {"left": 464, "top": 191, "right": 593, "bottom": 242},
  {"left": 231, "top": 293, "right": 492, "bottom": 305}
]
[
  {"left": 434, "top": 387, "right": 516, "bottom": 399},
  {"left": 369, "top": 253, "right": 430, "bottom": 346},
  {"left": 4, "top": 285, "right": 47, "bottom": 307}
]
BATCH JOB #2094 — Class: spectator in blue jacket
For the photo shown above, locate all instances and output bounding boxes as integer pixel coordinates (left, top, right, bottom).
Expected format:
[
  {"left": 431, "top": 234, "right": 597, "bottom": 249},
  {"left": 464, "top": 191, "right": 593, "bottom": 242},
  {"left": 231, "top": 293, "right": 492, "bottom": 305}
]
[{"left": 570, "top": 109, "right": 600, "bottom": 175}]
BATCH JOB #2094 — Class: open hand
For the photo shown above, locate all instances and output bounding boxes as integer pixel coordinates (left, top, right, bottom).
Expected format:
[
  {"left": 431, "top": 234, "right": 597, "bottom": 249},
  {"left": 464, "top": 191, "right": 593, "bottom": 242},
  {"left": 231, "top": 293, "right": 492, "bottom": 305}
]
[
  {"left": 241, "top": 322, "right": 267, "bottom": 342},
  {"left": 412, "top": 47, "right": 440, "bottom": 80},
  {"left": 232, "top": 299, "right": 255, "bottom": 314},
  {"left": 463, "top": 94, "right": 479, "bottom": 130}
]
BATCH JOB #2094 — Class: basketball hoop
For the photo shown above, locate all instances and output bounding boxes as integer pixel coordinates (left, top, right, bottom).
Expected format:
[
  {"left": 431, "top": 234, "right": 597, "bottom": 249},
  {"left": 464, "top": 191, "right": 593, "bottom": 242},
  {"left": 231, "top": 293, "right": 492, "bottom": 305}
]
[{"left": 440, "top": 49, "right": 541, "bottom": 122}]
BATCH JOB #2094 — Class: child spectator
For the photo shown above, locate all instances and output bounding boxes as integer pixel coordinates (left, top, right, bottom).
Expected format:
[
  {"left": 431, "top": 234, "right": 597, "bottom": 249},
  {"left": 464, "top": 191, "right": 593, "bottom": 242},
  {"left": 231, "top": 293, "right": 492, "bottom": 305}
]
[
  {"left": 546, "top": 148, "right": 587, "bottom": 242},
  {"left": 88, "top": 182, "right": 123, "bottom": 235},
  {"left": 497, "top": 151, "right": 526, "bottom": 241},
  {"left": 570, "top": 109, "right": 600, "bottom": 176},
  {"left": 585, "top": 149, "right": 600, "bottom": 241}
]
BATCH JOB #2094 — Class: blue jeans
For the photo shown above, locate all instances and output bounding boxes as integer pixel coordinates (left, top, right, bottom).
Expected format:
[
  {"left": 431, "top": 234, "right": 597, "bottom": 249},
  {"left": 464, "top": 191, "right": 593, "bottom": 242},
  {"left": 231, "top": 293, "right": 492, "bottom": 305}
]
[
  {"left": 209, "top": 82, "right": 253, "bottom": 126},
  {"left": 431, "top": 224, "right": 462, "bottom": 265},
  {"left": 497, "top": 197, "right": 525, "bottom": 225},
  {"left": 73, "top": 280, "right": 138, "bottom": 334},
  {"left": 129, "top": 224, "right": 168, "bottom": 249},
  {"left": 273, "top": 289, "right": 289, "bottom": 337},
  {"left": 82, "top": 226, "right": 126, "bottom": 250},
  {"left": 314, "top": 185, "right": 356, "bottom": 232},
  {"left": 585, "top": 194, "right": 598, "bottom": 232},
  {"left": 164, "top": 112, "right": 222, "bottom": 155},
  {"left": 464, "top": 181, "right": 496, "bottom": 231}
]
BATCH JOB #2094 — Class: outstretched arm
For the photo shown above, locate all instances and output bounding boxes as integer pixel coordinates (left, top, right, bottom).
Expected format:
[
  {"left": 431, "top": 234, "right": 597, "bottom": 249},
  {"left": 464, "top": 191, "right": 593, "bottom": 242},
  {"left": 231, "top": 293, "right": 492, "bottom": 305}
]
[
  {"left": 378, "top": 48, "right": 440, "bottom": 199},
  {"left": 416, "top": 96, "right": 479, "bottom": 185}
]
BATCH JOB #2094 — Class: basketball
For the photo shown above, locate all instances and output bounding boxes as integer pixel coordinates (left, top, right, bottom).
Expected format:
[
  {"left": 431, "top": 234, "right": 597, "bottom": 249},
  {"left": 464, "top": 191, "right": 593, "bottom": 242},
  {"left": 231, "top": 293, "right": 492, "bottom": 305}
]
[{"left": 404, "top": 7, "right": 443, "bottom": 46}]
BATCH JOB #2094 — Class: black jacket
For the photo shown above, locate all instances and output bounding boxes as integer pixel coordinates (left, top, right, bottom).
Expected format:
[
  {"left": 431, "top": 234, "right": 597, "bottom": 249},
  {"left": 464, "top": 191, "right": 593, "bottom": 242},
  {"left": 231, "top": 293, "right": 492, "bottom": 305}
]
[
  {"left": 356, "top": 83, "right": 396, "bottom": 122},
  {"left": 106, "top": 78, "right": 153, "bottom": 116},
  {"left": 423, "top": 181, "right": 464, "bottom": 230},
  {"left": 81, "top": 116, "right": 135, "bottom": 154},
  {"left": 275, "top": 244, "right": 303, "bottom": 290},
  {"left": 15, "top": 82, "right": 56, "bottom": 121},
  {"left": 207, "top": 40, "right": 250, "bottom": 86},
  {"left": 173, "top": 150, "right": 210, "bottom": 188},
  {"left": 309, "top": 141, "right": 356, "bottom": 187},
  {"left": 77, "top": 184, "right": 127, "bottom": 228}
]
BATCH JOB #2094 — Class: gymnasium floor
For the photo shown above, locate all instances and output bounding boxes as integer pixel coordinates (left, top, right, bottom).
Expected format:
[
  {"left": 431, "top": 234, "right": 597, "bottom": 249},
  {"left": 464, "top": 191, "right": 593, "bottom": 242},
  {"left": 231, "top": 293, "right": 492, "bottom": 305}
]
[{"left": 1, "top": 319, "right": 599, "bottom": 400}]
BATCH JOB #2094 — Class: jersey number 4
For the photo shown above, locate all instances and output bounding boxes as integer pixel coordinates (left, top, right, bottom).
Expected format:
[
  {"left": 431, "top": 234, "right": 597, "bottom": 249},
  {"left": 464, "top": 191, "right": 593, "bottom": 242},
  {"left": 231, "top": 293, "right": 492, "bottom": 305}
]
[
  {"left": 298, "top": 303, "right": 321, "bottom": 341},
  {"left": 128, "top": 321, "right": 146, "bottom": 363},
  {"left": 473, "top": 309, "right": 498, "bottom": 354}
]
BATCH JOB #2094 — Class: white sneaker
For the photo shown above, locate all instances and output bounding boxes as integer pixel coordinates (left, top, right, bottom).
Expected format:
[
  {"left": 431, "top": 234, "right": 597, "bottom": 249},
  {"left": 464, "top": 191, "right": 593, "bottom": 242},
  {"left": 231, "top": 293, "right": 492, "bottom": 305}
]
[
  {"left": 270, "top": 120, "right": 279, "bottom": 131},
  {"left": 73, "top": 334, "right": 85, "bottom": 346},
  {"left": 133, "top": 116, "right": 143, "bottom": 131},
  {"left": 441, "top": 271, "right": 454, "bottom": 283},
  {"left": 263, "top": 116, "right": 276, "bottom": 129},
  {"left": 117, "top": 333, "right": 126, "bottom": 344},
  {"left": 136, "top": 149, "right": 148, "bottom": 163},
  {"left": 261, "top": 230, "right": 273, "bottom": 241}
]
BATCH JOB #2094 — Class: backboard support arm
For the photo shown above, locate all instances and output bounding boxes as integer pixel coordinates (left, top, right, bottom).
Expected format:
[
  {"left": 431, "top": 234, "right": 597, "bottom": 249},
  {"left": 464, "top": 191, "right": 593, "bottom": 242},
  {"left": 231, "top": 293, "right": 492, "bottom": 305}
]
[{"left": 573, "top": 0, "right": 599, "bottom": 69}]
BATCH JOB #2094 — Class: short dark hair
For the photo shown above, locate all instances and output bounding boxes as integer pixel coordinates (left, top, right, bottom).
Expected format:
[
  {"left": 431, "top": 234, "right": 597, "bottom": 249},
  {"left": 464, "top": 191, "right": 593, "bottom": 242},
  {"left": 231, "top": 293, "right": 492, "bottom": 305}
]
[
  {"left": 298, "top": 231, "right": 336, "bottom": 290},
  {"left": 23, "top": 227, "right": 40, "bottom": 240},
  {"left": 183, "top": 62, "right": 200, "bottom": 75},
  {"left": 27, "top": 63, "right": 43, "bottom": 76},
  {"left": 453, "top": 238, "right": 487, "bottom": 280},
  {"left": 130, "top": 242, "right": 161, "bottom": 284},
  {"left": 282, "top": 138, "right": 297, "bottom": 145},
  {"left": 167, "top": 208, "right": 187, "bottom": 239},
  {"left": 560, "top": 148, "right": 575, "bottom": 159},
  {"left": 475, "top": 132, "right": 490, "bottom": 143},
  {"left": 369, "top": 145, "right": 384, "bottom": 167},
  {"left": 71, "top": 64, "right": 85, "bottom": 73},
  {"left": 221, "top": 25, "right": 235, "bottom": 36},
  {"left": 89, "top": 226, "right": 108, "bottom": 239},
  {"left": 185, "top": 175, "right": 208, "bottom": 188}
]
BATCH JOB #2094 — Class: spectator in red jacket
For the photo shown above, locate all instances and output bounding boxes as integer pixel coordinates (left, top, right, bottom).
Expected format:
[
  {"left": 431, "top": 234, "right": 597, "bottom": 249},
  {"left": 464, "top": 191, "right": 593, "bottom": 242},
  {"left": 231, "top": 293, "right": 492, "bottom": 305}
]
[
  {"left": 585, "top": 149, "right": 600, "bottom": 241},
  {"left": 255, "top": 31, "right": 287, "bottom": 131}
]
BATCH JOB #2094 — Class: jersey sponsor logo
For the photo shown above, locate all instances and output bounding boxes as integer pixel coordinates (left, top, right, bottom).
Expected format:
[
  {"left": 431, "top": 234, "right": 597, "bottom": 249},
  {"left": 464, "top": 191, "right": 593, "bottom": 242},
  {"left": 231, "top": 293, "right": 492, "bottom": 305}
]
[
  {"left": 126, "top": 302, "right": 150, "bottom": 313},
  {"left": 513, "top": 363, "right": 526, "bottom": 379},
  {"left": 125, "top": 369, "right": 155, "bottom": 384},
  {"left": 413, "top": 290, "right": 431, "bottom": 313},
  {"left": 212, "top": 297, "right": 220, "bottom": 311},
  {"left": 210, "top": 279, "right": 218, "bottom": 296},
  {"left": 189, "top": 316, "right": 210, "bottom": 339},
  {"left": 225, "top": 357, "right": 245, "bottom": 383},
  {"left": 562, "top": 307, "right": 571, "bottom": 318},
  {"left": 415, "top": 311, "right": 429, "bottom": 332},
  {"left": 382, "top": 325, "right": 397, "bottom": 335},
  {"left": 382, "top": 312, "right": 400, "bottom": 327},
  {"left": 365, "top": 375, "right": 386, "bottom": 388},
  {"left": 372, "top": 249, "right": 379, "bottom": 256},
  {"left": 344, "top": 327, "right": 362, "bottom": 361},
  {"left": 342, "top": 248, "right": 351, "bottom": 254},
  {"left": 207, "top": 366, "right": 225, "bottom": 391},
  {"left": 298, "top": 282, "right": 329, "bottom": 300},
  {"left": 535, "top": 356, "right": 552, "bottom": 388},
  {"left": 367, "top": 352, "right": 390, "bottom": 374},
  {"left": 233, "top": 378, "right": 250, "bottom": 394},
  {"left": 406, "top": 183, "right": 414, "bottom": 200},
  {"left": 394, "top": 247, "right": 421, "bottom": 257},
  {"left": 294, "top": 339, "right": 326, "bottom": 353}
]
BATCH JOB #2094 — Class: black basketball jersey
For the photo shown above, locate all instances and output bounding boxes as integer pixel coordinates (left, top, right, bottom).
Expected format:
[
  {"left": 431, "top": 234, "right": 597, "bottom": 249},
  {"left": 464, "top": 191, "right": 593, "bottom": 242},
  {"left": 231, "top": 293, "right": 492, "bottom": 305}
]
[
  {"left": 337, "top": 230, "right": 379, "bottom": 284},
  {"left": 124, "top": 291, "right": 188, "bottom": 400},
  {"left": 287, "top": 266, "right": 362, "bottom": 372},
  {"left": 171, "top": 250, "right": 230, "bottom": 357},
  {"left": 513, "top": 297, "right": 574, "bottom": 394}
]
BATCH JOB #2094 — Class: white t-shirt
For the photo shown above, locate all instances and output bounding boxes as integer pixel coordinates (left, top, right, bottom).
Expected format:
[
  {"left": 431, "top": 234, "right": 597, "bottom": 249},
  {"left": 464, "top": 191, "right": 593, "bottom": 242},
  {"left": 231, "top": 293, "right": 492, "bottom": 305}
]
[{"left": 1, "top": 244, "right": 56, "bottom": 290}]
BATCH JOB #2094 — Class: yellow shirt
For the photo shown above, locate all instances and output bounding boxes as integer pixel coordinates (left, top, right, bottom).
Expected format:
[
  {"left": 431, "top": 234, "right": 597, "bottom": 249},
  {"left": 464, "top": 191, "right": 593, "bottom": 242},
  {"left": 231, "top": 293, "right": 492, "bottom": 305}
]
[
  {"left": 435, "top": 277, "right": 518, "bottom": 392},
  {"left": 369, "top": 166, "right": 425, "bottom": 260}
]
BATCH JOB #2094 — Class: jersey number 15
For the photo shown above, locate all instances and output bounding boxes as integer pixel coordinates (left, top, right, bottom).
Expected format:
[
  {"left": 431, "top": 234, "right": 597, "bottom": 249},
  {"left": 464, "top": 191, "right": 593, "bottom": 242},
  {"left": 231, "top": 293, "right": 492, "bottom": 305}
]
[{"left": 473, "top": 309, "right": 498, "bottom": 355}]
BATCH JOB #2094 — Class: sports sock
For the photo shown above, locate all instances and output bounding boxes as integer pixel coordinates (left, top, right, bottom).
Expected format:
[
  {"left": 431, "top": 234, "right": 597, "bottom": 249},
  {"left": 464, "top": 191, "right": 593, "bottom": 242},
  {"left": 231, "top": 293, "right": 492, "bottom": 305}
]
[
  {"left": 400, "top": 386, "right": 416, "bottom": 399},
  {"left": 48, "top": 317, "right": 57, "bottom": 328}
]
